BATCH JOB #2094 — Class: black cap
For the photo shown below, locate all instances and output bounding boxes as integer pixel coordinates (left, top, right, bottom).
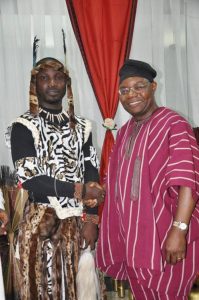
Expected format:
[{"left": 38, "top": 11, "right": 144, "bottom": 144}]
[{"left": 119, "top": 59, "right": 157, "bottom": 83}]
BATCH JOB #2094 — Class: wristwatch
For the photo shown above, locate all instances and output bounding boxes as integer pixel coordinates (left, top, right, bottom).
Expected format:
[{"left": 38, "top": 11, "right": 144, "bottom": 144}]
[{"left": 172, "top": 221, "right": 188, "bottom": 231}]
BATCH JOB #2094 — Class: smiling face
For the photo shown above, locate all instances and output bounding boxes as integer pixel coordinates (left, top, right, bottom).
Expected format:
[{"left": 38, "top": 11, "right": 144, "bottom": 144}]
[
  {"left": 36, "top": 67, "right": 67, "bottom": 110},
  {"left": 119, "top": 76, "right": 158, "bottom": 121}
]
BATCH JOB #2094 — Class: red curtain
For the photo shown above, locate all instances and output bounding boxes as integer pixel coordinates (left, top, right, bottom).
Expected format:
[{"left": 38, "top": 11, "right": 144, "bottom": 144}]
[{"left": 65, "top": 0, "right": 138, "bottom": 212}]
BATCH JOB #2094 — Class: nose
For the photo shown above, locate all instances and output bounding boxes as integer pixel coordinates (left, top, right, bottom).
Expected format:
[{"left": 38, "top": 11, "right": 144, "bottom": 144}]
[{"left": 48, "top": 79, "right": 55, "bottom": 87}]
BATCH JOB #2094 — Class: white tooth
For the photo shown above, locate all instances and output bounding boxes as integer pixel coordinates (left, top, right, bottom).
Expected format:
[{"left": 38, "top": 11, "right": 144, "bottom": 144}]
[{"left": 129, "top": 101, "right": 140, "bottom": 106}]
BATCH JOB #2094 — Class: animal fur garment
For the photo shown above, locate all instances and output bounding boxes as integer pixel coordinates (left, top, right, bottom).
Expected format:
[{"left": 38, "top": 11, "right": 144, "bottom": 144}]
[
  {"left": 76, "top": 246, "right": 100, "bottom": 300},
  {"left": 16, "top": 202, "right": 82, "bottom": 300}
]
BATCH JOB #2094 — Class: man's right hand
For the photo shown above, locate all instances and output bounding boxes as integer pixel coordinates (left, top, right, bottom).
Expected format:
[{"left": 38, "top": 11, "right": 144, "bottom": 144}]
[{"left": 83, "top": 182, "right": 105, "bottom": 207}]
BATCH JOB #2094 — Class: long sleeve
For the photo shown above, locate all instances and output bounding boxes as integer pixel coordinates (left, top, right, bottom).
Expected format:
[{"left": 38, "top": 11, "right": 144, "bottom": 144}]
[
  {"left": 11, "top": 123, "right": 75, "bottom": 201},
  {"left": 82, "top": 133, "right": 99, "bottom": 183},
  {"left": 82, "top": 133, "right": 99, "bottom": 214},
  {"left": 11, "top": 121, "right": 100, "bottom": 215}
]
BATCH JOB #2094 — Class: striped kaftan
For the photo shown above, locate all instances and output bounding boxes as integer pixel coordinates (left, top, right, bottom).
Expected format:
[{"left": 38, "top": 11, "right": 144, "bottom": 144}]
[{"left": 96, "top": 107, "right": 199, "bottom": 298}]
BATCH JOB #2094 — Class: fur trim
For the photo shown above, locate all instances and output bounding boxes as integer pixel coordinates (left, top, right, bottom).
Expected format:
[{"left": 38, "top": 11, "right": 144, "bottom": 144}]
[
  {"left": 84, "top": 119, "right": 92, "bottom": 144},
  {"left": 48, "top": 196, "right": 83, "bottom": 219},
  {"left": 76, "top": 246, "right": 100, "bottom": 300}
]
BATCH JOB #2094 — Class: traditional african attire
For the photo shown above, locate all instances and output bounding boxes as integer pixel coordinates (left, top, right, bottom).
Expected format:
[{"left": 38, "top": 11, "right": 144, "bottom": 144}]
[
  {"left": 7, "top": 58, "right": 100, "bottom": 299},
  {"left": 96, "top": 107, "right": 199, "bottom": 299},
  {"left": 9, "top": 107, "right": 99, "bottom": 300}
]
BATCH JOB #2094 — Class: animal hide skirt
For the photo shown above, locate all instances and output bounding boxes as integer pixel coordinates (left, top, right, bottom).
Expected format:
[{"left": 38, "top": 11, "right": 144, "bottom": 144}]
[{"left": 15, "top": 202, "right": 82, "bottom": 300}]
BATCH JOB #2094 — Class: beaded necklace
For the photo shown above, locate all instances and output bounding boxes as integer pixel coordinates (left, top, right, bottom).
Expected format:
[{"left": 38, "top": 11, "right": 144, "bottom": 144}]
[{"left": 39, "top": 107, "right": 68, "bottom": 123}]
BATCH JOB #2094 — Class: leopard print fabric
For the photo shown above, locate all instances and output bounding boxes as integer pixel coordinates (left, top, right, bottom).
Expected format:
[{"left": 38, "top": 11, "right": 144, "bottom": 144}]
[{"left": 16, "top": 202, "right": 82, "bottom": 300}]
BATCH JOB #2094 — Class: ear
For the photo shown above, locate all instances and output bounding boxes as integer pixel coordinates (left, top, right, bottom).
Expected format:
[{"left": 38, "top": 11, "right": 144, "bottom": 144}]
[{"left": 151, "top": 81, "right": 157, "bottom": 91}]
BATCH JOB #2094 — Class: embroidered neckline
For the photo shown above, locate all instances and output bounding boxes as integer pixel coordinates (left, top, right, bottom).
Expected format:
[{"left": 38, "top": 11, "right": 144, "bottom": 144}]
[
  {"left": 134, "top": 106, "right": 160, "bottom": 125},
  {"left": 39, "top": 107, "right": 68, "bottom": 123},
  {"left": 135, "top": 116, "right": 151, "bottom": 126}
]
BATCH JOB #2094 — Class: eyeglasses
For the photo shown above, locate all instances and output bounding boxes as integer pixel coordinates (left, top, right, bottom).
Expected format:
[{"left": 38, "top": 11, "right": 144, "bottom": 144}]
[{"left": 118, "top": 81, "right": 150, "bottom": 96}]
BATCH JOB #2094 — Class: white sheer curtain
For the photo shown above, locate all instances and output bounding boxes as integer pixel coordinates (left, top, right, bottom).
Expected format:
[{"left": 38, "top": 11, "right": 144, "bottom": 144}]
[
  {"left": 0, "top": 0, "right": 103, "bottom": 168},
  {"left": 130, "top": 0, "right": 199, "bottom": 125},
  {"left": 0, "top": 0, "right": 199, "bottom": 168}
]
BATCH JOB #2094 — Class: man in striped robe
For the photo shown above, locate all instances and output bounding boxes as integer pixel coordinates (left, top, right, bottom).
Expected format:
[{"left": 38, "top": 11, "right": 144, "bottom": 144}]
[{"left": 96, "top": 59, "right": 199, "bottom": 299}]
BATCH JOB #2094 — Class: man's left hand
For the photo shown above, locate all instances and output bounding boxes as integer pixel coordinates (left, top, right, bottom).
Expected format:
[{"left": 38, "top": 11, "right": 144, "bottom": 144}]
[
  {"left": 164, "top": 227, "right": 187, "bottom": 265},
  {"left": 81, "top": 222, "right": 98, "bottom": 250}
]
